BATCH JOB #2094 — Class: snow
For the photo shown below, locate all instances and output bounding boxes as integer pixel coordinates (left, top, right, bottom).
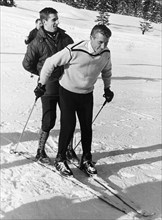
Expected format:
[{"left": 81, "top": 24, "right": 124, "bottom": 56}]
[{"left": 0, "top": 1, "right": 161, "bottom": 219}]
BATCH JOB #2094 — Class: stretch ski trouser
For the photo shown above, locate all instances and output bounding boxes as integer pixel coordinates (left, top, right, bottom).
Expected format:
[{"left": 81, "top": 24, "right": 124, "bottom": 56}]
[
  {"left": 57, "top": 86, "right": 93, "bottom": 160},
  {"left": 41, "top": 95, "right": 59, "bottom": 132}
]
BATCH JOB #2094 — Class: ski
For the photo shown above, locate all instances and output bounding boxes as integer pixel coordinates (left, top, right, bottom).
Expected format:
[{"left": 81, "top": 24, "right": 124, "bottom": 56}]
[
  {"left": 46, "top": 140, "right": 155, "bottom": 217},
  {"left": 10, "top": 149, "right": 135, "bottom": 216},
  {"left": 69, "top": 158, "right": 155, "bottom": 218},
  {"left": 89, "top": 175, "right": 155, "bottom": 217}
]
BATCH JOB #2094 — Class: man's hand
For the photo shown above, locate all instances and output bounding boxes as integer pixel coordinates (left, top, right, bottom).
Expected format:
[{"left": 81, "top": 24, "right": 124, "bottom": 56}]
[
  {"left": 34, "top": 83, "right": 46, "bottom": 99},
  {"left": 103, "top": 87, "right": 114, "bottom": 103}
]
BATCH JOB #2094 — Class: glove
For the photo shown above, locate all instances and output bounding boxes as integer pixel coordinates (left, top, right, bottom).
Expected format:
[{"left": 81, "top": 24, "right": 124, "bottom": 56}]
[
  {"left": 34, "top": 83, "right": 46, "bottom": 99},
  {"left": 103, "top": 87, "right": 114, "bottom": 103}
]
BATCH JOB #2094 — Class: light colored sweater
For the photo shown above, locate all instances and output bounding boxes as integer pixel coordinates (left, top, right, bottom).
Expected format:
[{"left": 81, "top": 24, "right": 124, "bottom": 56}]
[{"left": 39, "top": 40, "right": 112, "bottom": 94}]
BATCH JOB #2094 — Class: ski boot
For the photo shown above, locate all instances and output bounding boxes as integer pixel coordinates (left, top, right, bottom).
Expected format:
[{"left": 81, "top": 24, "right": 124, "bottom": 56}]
[
  {"left": 54, "top": 154, "right": 73, "bottom": 177},
  {"left": 35, "top": 149, "right": 50, "bottom": 164},
  {"left": 35, "top": 130, "right": 50, "bottom": 164},
  {"left": 66, "top": 139, "right": 80, "bottom": 165},
  {"left": 80, "top": 155, "right": 97, "bottom": 176}
]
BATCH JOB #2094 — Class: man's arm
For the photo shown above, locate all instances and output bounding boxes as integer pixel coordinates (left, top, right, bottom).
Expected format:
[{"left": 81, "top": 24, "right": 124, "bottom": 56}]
[
  {"left": 22, "top": 41, "right": 39, "bottom": 76},
  {"left": 101, "top": 55, "right": 114, "bottom": 103},
  {"left": 24, "top": 29, "right": 36, "bottom": 45},
  {"left": 101, "top": 56, "right": 112, "bottom": 89},
  {"left": 24, "top": 36, "right": 30, "bottom": 45},
  {"left": 39, "top": 46, "right": 72, "bottom": 85}
]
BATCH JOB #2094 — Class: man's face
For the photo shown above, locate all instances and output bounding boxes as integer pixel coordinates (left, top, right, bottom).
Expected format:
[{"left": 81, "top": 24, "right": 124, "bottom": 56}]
[
  {"left": 43, "top": 13, "right": 59, "bottom": 32},
  {"left": 90, "top": 32, "right": 109, "bottom": 54}
]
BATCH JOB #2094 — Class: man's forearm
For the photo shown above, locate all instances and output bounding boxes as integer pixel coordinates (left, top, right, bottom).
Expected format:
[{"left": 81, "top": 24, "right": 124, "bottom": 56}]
[{"left": 39, "top": 47, "right": 71, "bottom": 85}]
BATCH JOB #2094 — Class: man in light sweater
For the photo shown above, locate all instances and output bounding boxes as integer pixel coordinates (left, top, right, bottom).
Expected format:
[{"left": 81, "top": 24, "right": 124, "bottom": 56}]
[{"left": 34, "top": 24, "right": 114, "bottom": 177}]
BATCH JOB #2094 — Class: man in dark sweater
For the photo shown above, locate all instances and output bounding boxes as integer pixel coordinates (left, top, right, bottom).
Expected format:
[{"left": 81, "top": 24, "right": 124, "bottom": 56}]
[{"left": 23, "top": 7, "right": 78, "bottom": 164}]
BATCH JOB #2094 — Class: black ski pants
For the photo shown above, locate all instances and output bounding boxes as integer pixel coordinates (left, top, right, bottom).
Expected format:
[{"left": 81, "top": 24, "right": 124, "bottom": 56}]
[
  {"left": 41, "top": 95, "right": 60, "bottom": 132},
  {"left": 58, "top": 86, "right": 93, "bottom": 160}
]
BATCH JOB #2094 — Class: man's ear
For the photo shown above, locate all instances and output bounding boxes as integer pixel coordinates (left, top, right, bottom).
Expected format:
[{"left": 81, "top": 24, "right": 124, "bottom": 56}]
[{"left": 42, "top": 19, "right": 46, "bottom": 25}]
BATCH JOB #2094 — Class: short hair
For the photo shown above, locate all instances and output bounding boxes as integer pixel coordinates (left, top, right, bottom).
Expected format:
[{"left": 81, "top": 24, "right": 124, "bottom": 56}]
[
  {"left": 91, "top": 25, "right": 112, "bottom": 38},
  {"left": 39, "top": 7, "right": 58, "bottom": 21},
  {"left": 35, "top": 18, "right": 41, "bottom": 24}
]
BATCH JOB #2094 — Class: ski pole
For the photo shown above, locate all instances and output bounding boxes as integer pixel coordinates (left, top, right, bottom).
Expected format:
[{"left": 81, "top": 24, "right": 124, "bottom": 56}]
[
  {"left": 74, "top": 100, "right": 107, "bottom": 151},
  {"left": 10, "top": 97, "right": 38, "bottom": 154}
]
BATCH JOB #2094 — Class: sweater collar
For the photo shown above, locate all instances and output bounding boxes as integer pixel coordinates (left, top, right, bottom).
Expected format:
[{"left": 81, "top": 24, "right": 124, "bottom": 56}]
[
  {"left": 38, "top": 27, "right": 66, "bottom": 39},
  {"left": 87, "top": 40, "right": 109, "bottom": 55},
  {"left": 87, "top": 41, "right": 95, "bottom": 54}
]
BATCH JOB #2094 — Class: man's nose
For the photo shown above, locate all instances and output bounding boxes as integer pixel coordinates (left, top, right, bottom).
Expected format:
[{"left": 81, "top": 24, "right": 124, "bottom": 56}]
[
  {"left": 55, "top": 19, "right": 59, "bottom": 25},
  {"left": 100, "top": 43, "right": 105, "bottom": 49}
]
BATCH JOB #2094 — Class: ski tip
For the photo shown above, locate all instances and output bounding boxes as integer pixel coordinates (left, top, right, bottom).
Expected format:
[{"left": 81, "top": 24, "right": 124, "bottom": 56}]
[
  {"left": 58, "top": 173, "right": 74, "bottom": 179},
  {"left": 140, "top": 211, "right": 156, "bottom": 217},
  {"left": 66, "top": 175, "right": 74, "bottom": 179},
  {"left": 10, "top": 149, "right": 23, "bottom": 156},
  {"left": 10, "top": 149, "right": 16, "bottom": 154},
  {"left": 90, "top": 174, "right": 98, "bottom": 178}
]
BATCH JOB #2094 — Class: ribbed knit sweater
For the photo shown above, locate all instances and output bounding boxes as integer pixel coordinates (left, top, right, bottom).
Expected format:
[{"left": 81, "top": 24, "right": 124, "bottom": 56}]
[{"left": 39, "top": 40, "right": 112, "bottom": 94}]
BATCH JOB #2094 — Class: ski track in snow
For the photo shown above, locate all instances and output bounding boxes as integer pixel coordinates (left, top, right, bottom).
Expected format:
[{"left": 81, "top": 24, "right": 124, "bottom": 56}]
[{"left": 1, "top": 1, "right": 162, "bottom": 220}]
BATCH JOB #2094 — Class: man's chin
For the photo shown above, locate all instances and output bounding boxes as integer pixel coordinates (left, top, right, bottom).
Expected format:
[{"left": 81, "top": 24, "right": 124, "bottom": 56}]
[
  {"left": 53, "top": 27, "right": 58, "bottom": 32},
  {"left": 96, "top": 50, "right": 103, "bottom": 54}
]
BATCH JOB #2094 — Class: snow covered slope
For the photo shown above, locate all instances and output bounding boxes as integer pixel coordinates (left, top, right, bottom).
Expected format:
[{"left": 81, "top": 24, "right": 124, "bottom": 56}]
[{"left": 1, "top": 1, "right": 161, "bottom": 219}]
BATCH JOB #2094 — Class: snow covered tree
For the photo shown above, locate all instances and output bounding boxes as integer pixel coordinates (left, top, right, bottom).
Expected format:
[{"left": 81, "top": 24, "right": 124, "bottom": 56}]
[
  {"left": 117, "top": 0, "right": 128, "bottom": 15},
  {"left": 95, "top": 0, "right": 112, "bottom": 12},
  {"left": 128, "top": 0, "right": 143, "bottom": 17},
  {"left": 139, "top": 19, "right": 153, "bottom": 34},
  {"left": 85, "top": 0, "right": 97, "bottom": 10},
  {"left": 0, "top": 0, "right": 15, "bottom": 6},
  {"left": 109, "top": 0, "right": 118, "bottom": 13},
  {"left": 142, "top": 0, "right": 162, "bottom": 22},
  {"left": 95, "top": 11, "right": 110, "bottom": 26},
  {"left": 148, "top": 1, "right": 162, "bottom": 22},
  {"left": 51, "top": 0, "right": 162, "bottom": 23}
]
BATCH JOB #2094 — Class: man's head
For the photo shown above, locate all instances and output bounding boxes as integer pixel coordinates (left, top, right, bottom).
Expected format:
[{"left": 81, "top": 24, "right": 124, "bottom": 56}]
[
  {"left": 35, "top": 18, "right": 42, "bottom": 30},
  {"left": 90, "top": 24, "right": 112, "bottom": 54},
  {"left": 39, "top": 7, "right": 59, "bottom": 33}
]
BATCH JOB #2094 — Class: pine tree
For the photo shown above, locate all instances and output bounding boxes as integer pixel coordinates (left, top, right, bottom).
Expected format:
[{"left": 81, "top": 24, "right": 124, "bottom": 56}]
[
  {"left": 0, "top": 0, "right": 16, "bottom": 6},
  {"left": 50, "top": 0, "right": 162, "bottom": 23},
  {"left": 117, "top": 0, "right": 128, "bottom": 15},
  {"left": 139, "top": 19, "right": 153, "bottom": 34},
  {"left": 85, "top": 0, "right": 97, "bottom": 10},
  {"left": 128, "top": 0, "right": 143, "bottom": 17},
  {"left": 95, "top": 0, "right": 112, "bottom": 12},
  {"left": 95, "top": 11, "right": 110, "bottom": 26},
  {"left": 149, "top": 0, "right": 162, "bottom": 22},
  {"left": 109, "top": 0, "right": 118, "bottom": 13}
]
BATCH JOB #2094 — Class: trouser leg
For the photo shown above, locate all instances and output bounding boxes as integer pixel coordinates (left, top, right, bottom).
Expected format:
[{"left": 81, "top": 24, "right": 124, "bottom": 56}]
[
  {"left": 38, "top": 129, "right": 49, "bottom": 151},
  {"left": 38, "top": 96, "right": 59, "bottom": 151},
  {"left": 41, "top": 96, "right": 59, "bottom": 132},
  {"left": 57, "top": 87, "right": 76, "bottom": 160},
  {"left": 68, "top": 136, "right": 73, "bottom": 149},
  {"left": 77, "top": 92, "right": 93, "bottom": 160}
]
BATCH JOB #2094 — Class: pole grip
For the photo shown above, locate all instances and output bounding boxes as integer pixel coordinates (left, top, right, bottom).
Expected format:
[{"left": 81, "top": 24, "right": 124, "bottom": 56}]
[
  {"left": 35, "top": 97, "right": 38, "bottom": 102},
  {"left": 103, "top": 99, "right": 107, "bottom": 106}
]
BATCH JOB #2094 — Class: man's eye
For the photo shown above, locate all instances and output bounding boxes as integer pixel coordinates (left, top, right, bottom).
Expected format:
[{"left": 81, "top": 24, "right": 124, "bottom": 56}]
[{"left": 53, "top": 18, "right": 58, "bottom": 22}]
